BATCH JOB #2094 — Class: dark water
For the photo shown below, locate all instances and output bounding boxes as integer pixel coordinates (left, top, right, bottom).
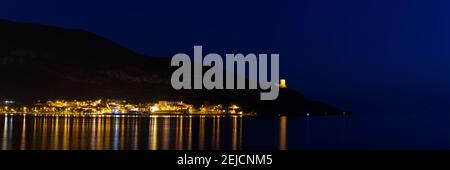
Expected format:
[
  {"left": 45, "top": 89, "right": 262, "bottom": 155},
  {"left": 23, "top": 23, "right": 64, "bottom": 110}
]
[{"left": 0, "top": 114, "right": 447, "bottom": 150}]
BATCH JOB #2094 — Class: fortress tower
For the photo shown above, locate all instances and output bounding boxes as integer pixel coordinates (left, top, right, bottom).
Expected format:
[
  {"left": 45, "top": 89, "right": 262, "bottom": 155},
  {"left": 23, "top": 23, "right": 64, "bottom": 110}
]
[{"left": 279, "top": 79, "right": 287, "bottom": 89}]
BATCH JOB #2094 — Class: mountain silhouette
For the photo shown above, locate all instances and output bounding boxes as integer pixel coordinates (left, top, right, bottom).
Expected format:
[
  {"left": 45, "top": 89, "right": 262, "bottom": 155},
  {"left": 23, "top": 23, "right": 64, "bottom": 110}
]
[{"left": 0, "top": 19, "right": 348, "bottom": 116}]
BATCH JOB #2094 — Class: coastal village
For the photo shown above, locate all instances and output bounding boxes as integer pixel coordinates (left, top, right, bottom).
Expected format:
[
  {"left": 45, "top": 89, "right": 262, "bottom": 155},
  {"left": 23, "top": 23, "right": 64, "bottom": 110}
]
[
  {"left": 0, "top": 99, "right": 250, "bottom": 116},
  {"left": 0, "top": 80, "right": 288, "bottom": 116}
]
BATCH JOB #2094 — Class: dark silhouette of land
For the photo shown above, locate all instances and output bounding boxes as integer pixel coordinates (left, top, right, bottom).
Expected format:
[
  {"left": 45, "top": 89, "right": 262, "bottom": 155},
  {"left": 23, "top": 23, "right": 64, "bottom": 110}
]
[{"left": 0, "top": 19, "right": 349, "bottom": 116}]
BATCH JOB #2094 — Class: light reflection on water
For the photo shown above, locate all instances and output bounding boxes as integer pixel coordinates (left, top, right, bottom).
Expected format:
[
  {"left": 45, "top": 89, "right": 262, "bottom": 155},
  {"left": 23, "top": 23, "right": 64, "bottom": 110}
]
[
  {"left": 5, "top": 113, "right": 450, "bottom": 150},
  {"left": 0, "top": 114, "right": 288, "bottom": 150}
]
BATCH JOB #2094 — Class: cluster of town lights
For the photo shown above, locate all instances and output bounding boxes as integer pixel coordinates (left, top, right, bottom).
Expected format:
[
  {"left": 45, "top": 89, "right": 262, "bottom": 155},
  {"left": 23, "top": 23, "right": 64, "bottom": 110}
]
[{"left": 0, "top": 99, "right": 250, "bottom": 116}]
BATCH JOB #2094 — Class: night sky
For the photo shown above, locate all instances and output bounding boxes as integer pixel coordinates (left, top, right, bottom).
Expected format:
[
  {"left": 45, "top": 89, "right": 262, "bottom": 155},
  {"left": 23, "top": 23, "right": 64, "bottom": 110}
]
[{"left": 1, "top": 0, "right": 450, "bottom": 114}]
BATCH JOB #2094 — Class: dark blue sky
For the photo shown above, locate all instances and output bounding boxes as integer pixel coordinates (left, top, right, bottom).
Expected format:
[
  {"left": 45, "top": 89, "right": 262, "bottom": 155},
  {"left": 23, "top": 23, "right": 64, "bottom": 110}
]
[{"left": 1, "top": 0, "right": 450, "bottom": 114}]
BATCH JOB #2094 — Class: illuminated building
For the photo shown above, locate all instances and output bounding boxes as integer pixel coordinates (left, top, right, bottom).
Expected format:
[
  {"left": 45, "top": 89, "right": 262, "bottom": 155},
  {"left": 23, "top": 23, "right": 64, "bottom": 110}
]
[{"left": 279, "top": 79, "right": 287, "bottom": 89}]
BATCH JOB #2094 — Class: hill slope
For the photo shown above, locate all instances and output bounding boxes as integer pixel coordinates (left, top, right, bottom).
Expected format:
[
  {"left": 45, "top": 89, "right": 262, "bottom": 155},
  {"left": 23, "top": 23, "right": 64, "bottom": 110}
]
[{"left": 0, "top": 19, "right": 348, "bottom": 116}]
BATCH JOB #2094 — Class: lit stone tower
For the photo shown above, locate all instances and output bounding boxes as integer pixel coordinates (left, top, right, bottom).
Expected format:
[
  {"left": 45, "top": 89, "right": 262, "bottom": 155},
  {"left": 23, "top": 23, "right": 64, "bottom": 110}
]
[{"left": 279, "top": 79, "right": 287, "bottom": 89}]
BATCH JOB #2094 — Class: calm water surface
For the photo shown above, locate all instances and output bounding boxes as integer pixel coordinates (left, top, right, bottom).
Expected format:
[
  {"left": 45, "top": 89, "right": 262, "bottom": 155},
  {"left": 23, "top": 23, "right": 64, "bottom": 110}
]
[{"left": 0, "top": 114, "right": 448, "bottom": 150}]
